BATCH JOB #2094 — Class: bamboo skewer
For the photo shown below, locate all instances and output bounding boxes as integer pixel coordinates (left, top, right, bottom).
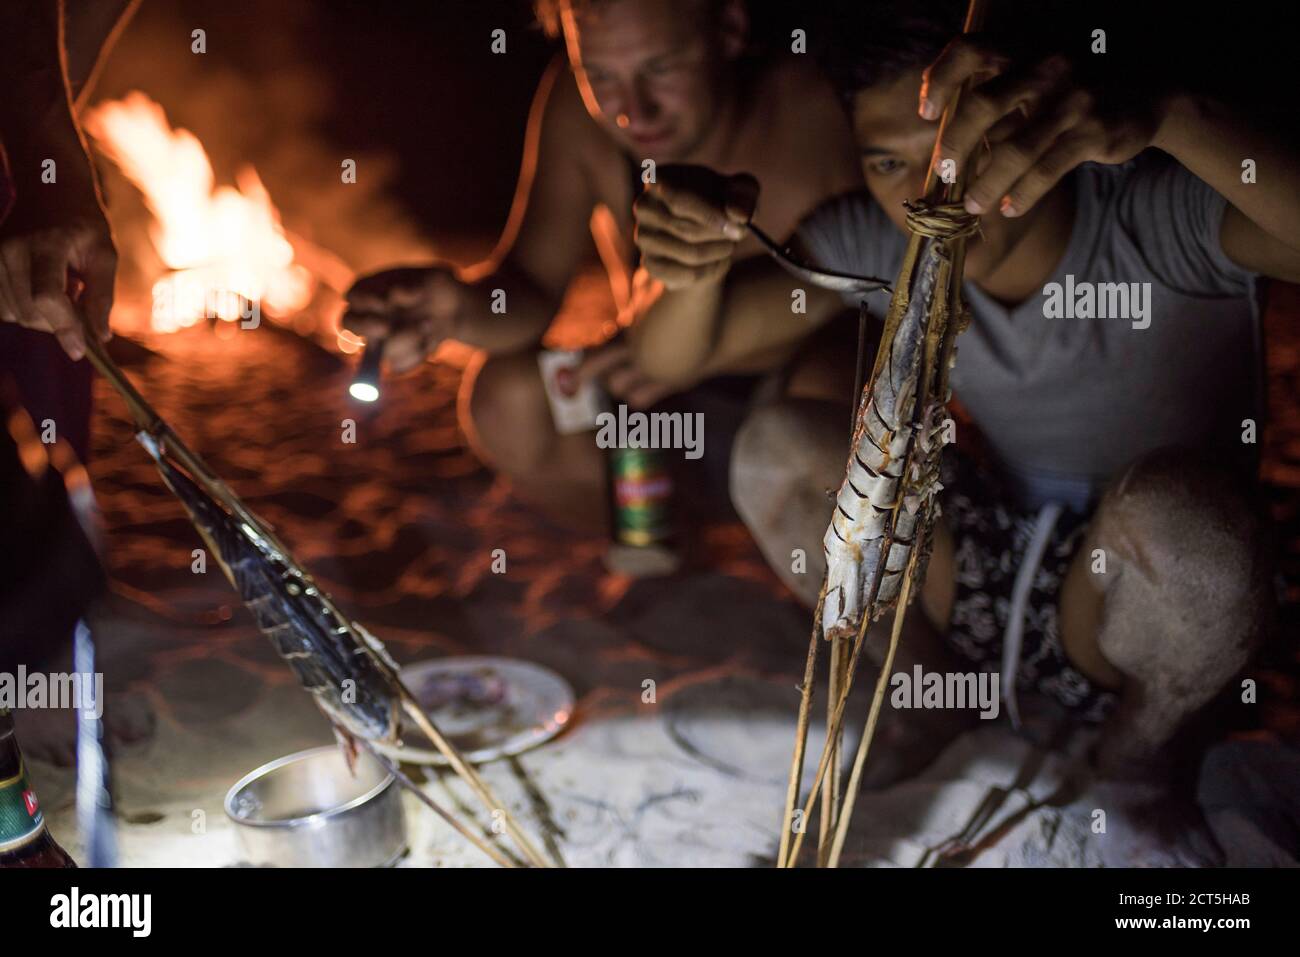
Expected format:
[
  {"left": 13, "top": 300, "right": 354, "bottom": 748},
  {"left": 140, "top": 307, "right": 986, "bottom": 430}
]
[
  {"left": 399, "top": 695, "right": 553, "bottom": 868},
  {"left": 780, "top": 576, "right": 881, "bottom": 867},
  {"left": 817, "top": 633, "right": 848, "bottom": 865},
  {"left": 360, "top": 741, "right": 519, "bottom": 868},
  {"left": 784, "top": 209, "right": 976, "bottom": 866},
  {"left": 79, "top": 320, "right": 552, "bottom": 868},
  {"left": 827, "top": 566, "right": 917, "bottom": 867},
  {"left": 776, "top": 586, "right": 825, "bottom": 868},
  {"left": 775, "top": 0, "right": 989, "bottom": 868}
]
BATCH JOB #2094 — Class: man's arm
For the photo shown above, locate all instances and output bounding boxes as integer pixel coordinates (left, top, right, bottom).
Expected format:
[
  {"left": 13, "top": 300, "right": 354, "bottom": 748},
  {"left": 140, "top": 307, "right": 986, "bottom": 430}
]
[
  {"left": 1152, "top": 96, "right": 1300, "bottom": 282},
  {"left": 922, "top": 39, "right": 1300, "bottom": 282},
  {"left": 457, "top": 59, "right": 606, "bottom": 351},
  {"left": 63, "top": 0, "right": 141, "bottom": 109},
  {"left": 625, "top": 209, "right": 846, "bottom": 387},
  {"left": 345, "top": 59, "right": 603, "bottom": 367},
  {"left": 0, "top": 0, "right": 105, "bottom": 221},
  {"left": 690, "top": 257, "right": 851, "bottom": 380},
  {"left": 626, "top": 165, "right": 856, "bottom": 385},
  {"left": 0, "top": 0, "right": 117, "bottom": 357}
]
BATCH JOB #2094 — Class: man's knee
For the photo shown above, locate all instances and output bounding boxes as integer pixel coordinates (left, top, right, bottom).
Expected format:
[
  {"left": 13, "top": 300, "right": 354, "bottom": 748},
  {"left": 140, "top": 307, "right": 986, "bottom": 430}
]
[
  {"left": 731, "top": 400, "right": 845, "bottom": 604},
  {"left": 1092, "top": 448, "right": 1270, "bottom": 675},
  {"left": 1095, "top": 449, "right": 1267, "bottom": 598},
  {"left": 733, "top": 402, "right": 823, "bottom": 530},
  {"left": 459, "top": 352, "right": 550, "bottom": 474}
]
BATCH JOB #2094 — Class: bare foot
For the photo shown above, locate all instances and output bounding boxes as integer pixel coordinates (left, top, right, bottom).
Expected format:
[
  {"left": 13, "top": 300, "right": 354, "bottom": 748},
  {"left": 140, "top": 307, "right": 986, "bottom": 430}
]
[
  {"left": 1090, "top": 730, "right": 1176, "bottom": 784},
  {"left": 854, "top": 674, "right": 981, "bottom": 790}
]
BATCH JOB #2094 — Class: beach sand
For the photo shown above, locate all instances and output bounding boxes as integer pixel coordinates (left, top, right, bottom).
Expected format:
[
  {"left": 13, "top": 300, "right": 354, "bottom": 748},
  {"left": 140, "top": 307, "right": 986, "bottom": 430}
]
[{"left": 23, "top": 274, "right": 1300, "bottom": 868}]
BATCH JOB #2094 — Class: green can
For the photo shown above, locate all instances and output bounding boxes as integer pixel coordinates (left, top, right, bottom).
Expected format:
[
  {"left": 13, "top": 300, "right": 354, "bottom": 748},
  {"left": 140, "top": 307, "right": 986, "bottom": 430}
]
[{"left": 608, "top": 446, "right": 673, "bottom": 547}]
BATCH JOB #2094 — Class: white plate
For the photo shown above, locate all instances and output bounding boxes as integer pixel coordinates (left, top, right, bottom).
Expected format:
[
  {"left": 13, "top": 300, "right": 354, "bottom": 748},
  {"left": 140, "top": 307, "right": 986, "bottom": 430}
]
[{"left": 374, "top": 656, "right": 574, "bottom": 765}]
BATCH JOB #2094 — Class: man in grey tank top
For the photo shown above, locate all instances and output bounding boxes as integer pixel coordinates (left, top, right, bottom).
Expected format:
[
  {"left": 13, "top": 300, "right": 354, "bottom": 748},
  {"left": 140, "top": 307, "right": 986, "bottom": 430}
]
[{"left": 628, "top": 0, "right": 1300, "bottom": 777}]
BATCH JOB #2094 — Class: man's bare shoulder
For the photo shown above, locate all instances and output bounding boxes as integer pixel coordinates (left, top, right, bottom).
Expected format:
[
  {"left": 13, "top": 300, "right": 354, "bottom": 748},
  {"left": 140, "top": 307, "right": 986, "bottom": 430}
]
[
  {"left": 535, "top": 58, "right": 628, "bottom": 203},
  {"left": 539, "top": 59, "right": 611, "bottom": 153}
]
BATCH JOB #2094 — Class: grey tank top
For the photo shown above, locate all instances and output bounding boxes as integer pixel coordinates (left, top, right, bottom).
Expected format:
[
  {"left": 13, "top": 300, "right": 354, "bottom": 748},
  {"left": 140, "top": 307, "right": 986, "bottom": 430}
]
[{"left": 798, "top": 153, "right": 1262, "bottom": 511}]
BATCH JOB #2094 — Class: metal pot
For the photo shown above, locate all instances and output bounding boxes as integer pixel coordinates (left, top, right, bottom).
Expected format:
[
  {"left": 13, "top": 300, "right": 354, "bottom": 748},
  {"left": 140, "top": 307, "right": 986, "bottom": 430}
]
[{"left": 225, "top": 745, "right": 406, "bottom": 867}]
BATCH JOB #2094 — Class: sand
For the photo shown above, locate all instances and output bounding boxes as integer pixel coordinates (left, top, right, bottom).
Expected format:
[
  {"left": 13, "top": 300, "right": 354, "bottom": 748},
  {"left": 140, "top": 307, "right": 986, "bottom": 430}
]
[{"left": 23, "top": 277, "right": 1300, "bottom": 867}]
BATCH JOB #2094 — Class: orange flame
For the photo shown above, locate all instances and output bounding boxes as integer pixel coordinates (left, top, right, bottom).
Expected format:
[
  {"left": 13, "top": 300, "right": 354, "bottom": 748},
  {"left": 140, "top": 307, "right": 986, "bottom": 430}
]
[{"left": 84, "top": 92, "right": 314, "bottom": 332}]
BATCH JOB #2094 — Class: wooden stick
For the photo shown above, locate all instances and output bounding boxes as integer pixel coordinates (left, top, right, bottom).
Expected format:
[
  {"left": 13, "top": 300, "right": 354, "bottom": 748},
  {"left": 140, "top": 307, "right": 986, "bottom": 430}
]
[
  {"left": 922, "top": 0, "right": 991, "bottom": 205},
  {"left": 400, "top": 695, "right": 553, "bottom": 869},
  {"left": 360, "top": 741, "right": 519, "bottom": 868},
  {"left": 80, "top": 331, "right": 290, "bottom": 542},
  {"left": 780, "top": 602, "right": 873, "bottom": 867},
  {"left": 775, "top": 582, "right": 825, "bottom": 868},
  {"left": 785, "top": 378, "right": 952, "bottom": 872},
  {"left": 827, "top": 570, "right": 916, "bottom": 867},
  {"left": 817, "top": 633, "right": 848, "bottom": 865},
  {"left": 813, "top": 302, "right": 871, "bottom": 864},
  {"left": 831, "top": 1, "right": 989, "bottom": 868}
]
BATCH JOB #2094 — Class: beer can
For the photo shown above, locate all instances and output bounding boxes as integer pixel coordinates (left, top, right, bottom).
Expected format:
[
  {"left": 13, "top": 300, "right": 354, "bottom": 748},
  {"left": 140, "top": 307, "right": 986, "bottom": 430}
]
[{"left": 608, "top": 447, "right": 673, "bottom": 547}]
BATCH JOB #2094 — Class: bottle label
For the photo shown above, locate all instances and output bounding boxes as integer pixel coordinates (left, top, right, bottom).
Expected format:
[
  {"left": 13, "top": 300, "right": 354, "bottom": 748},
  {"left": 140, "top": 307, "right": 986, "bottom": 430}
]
[
  {"left": 0, "top": 761, "right": 45, "bottom": 852},
  {"left": 611, "top": 448, "right": 672, "bottom": 546}
]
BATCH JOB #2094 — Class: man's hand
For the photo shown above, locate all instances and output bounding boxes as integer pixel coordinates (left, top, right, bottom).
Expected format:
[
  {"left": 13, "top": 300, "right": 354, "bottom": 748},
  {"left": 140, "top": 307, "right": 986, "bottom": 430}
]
[
  {"left": 0, "top": 217, "right": 115, "bottom": 361},
  {"left": 342, "top": 266, "right": 464, "bottom": 373},
  {"left": 633, "top": 165, "right": 758, "bottom": 290},
  {"left": 578, "top": 341, "right": 672, "bottom": 410},
  {"left": 920, "top": 38, "right": 1164, "bottom": 217}
]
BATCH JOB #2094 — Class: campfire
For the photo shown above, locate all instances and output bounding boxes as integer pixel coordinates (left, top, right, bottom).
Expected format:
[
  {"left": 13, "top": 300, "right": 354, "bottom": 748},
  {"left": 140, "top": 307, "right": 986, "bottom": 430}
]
[{"left": 85, "top": 92, "right": 360, "bottom": 352}]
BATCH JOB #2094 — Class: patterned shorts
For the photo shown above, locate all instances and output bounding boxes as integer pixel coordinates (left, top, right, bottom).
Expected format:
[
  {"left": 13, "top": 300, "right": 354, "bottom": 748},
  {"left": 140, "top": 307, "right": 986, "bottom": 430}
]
[{"left": 939, "top": 451, "right": 1117, "bottom": 724}]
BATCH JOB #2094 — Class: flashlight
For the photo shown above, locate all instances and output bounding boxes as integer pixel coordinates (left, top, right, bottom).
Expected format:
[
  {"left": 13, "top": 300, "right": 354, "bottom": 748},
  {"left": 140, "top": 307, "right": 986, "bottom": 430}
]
[{"left": 349, "top": 337, "right": 385, "bottom": 402}]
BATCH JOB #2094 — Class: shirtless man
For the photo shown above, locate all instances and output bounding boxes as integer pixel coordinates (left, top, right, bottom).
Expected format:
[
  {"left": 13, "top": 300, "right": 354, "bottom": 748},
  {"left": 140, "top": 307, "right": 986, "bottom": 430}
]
[
  {"left": 629, "top": 0, "right": 1299, "bottom": 775},
  {"left": 341, "top": 0, "right": 860, "bottom": 530}
]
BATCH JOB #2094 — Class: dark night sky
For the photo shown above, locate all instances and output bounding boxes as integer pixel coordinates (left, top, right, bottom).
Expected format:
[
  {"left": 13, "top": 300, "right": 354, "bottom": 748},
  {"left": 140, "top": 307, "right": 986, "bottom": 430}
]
[
  {"left": 307, "top": 0, "right": 555, "bottom": 235},
  {"left": 120, "top": 0, "right": 556, "bottom": 237},
  {"left": 90, "top": 0, "right": 1294, "bottom": 253}
]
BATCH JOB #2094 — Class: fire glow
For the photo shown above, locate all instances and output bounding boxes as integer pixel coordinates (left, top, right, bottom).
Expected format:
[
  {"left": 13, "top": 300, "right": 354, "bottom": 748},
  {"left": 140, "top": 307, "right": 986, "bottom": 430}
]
[{"left": 85, "top": 92, "right": 315, "bottom": 332}]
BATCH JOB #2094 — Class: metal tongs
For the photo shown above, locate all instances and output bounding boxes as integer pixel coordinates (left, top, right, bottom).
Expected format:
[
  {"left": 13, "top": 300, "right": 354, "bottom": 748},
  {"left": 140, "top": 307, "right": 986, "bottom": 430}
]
[{"left": 747, "top": 222, "right": 890, "bottom": 297}]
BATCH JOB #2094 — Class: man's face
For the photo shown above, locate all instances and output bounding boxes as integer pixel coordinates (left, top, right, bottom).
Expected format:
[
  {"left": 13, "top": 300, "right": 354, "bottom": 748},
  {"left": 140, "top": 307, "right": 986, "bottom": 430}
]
[
  {"left": 849, "top": 70, "right": 940, "bottom": 236},
  {"left": 563, "top": 0, "right": 742, "bottom": 162},
  {"left": 851, "top": 68, "right": 1039, "bottom": 275}
]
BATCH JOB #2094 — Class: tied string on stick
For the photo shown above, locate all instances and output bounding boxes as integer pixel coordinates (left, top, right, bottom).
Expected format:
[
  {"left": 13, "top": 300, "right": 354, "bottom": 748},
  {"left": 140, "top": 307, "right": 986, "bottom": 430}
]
[{"left": 904, "top": 200, "right": 982, "bottom": 242}]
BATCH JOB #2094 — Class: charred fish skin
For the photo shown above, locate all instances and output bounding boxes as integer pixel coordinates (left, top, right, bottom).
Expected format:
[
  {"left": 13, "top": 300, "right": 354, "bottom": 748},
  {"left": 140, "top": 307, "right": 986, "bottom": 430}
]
[
  {"left": 142, "top": 438, "right": 400, "bottom": 743},
  {"left": 230, "top": 540, "right": 399, "bottom": 743},
  {"left": 821, "top": 244, "right": 948, "bottom": 641}
]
